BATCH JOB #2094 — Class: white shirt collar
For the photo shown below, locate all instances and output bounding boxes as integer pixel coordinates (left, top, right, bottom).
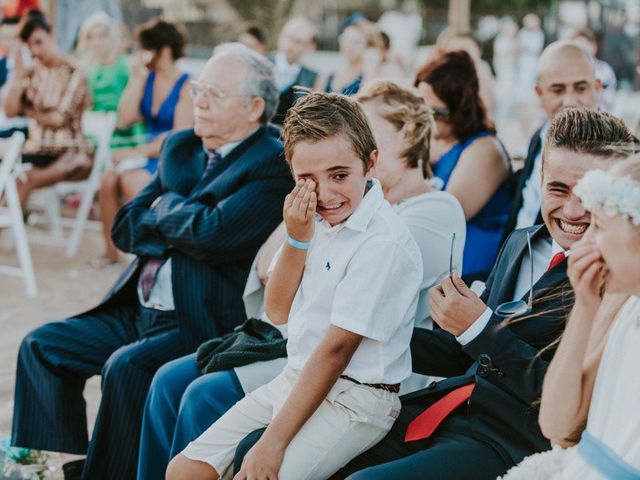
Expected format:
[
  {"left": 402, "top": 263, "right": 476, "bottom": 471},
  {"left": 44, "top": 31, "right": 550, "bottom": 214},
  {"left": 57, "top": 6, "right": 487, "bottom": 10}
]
[
  {"left": 317, "top": 179, "right": 384, "bottom": 234},
  {"left": 540, "top": 121, "right": 551, "bottom": 142},
  {"left": 274, "top": 52, "right": 302, "bottom": 91},
  {"left": 551, "top": 239, "right": 565, "bottom": 255}
]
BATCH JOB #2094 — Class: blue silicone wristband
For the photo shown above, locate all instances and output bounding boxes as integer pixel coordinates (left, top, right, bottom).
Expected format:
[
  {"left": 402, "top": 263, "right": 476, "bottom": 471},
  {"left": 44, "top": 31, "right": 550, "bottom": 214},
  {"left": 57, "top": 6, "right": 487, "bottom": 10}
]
[{"left": 286, "top": 234, "right": 311, "bottom": 250}]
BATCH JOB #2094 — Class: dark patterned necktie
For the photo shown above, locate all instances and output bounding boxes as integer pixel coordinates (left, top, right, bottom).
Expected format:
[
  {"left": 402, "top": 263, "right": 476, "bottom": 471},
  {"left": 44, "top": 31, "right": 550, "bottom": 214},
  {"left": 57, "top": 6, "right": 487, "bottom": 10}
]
[
  {"left": 203, "top": 149, "right": 222, "bottom": 176},
  {"left": 139, "top": 258, "right": 165, "bottom": 302}
]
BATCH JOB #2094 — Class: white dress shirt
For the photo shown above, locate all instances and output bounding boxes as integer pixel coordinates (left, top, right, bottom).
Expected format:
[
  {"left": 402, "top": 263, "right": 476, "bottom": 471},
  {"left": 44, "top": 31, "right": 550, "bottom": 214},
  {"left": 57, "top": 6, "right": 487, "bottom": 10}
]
[
  {"left": 274, "top": 52, "right": 302, "bottom": 92},
  {"left": 285, "top": 180, "right": 423, "bottom": 384},
  {"left": 457, "top": 234, "right": 564, "bottom": 345},
  {"left": 515, "top": 123, "right": 550, "bottom": 230}
]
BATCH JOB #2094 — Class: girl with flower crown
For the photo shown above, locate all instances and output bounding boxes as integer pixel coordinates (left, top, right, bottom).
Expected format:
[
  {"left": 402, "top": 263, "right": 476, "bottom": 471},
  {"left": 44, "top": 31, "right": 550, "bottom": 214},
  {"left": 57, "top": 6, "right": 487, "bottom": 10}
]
[{"left": 501, "top": 155, "right": 640, "bottom": 479}]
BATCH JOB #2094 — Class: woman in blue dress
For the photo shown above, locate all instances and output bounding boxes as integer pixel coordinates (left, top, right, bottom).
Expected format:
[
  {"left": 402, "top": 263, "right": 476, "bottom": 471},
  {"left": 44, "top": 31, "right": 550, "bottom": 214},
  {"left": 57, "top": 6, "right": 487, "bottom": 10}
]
[
  {"left": 315, "top": 24, "right": 366, "bottom": 96},
  {"left": 415, "top": 50, "right": 513, "bottom": 282},
  {"left": 94, "top": 18, "right": 193, "bottom": 268}
]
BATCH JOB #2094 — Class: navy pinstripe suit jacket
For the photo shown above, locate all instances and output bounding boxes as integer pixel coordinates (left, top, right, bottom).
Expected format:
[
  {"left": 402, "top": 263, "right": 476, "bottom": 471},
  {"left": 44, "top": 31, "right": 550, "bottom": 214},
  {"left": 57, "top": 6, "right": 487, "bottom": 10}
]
[{"left": 103, "top": 125, "right": 293, "bottom": 350}]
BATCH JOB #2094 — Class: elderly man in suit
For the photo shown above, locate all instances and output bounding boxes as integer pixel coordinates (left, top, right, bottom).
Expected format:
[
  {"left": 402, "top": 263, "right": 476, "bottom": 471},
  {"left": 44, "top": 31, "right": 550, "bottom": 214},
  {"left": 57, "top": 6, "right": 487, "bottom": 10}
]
[
  {"left": 323, "top": 108, "right": 634, "bottom": 479},
  {"left": 11, "top": 43, "right": 293, "bottom": 480},
  {"left": 503, "top": 41, "right": 601, "bottom": 239}
]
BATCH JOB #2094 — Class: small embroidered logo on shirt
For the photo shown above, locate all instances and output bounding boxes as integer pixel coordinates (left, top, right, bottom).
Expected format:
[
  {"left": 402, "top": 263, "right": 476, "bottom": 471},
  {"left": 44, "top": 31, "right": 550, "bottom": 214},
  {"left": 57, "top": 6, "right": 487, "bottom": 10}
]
[{"left": 325, "top": 262, "right": 331, "bottom": 271}]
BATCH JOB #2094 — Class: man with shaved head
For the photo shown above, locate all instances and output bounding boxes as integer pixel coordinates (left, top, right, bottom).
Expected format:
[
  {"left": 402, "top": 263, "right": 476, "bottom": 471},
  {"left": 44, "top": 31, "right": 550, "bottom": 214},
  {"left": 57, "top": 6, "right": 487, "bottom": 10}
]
[{"left": 503, "top": 40, "right": 601, "bottom": 237}]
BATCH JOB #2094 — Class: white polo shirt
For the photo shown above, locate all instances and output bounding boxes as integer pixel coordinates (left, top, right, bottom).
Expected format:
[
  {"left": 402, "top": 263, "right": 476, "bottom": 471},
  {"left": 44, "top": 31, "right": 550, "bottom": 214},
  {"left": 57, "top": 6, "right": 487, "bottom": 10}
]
[{"left": 284, "top": 180, "right": 423, "bottom": 385}]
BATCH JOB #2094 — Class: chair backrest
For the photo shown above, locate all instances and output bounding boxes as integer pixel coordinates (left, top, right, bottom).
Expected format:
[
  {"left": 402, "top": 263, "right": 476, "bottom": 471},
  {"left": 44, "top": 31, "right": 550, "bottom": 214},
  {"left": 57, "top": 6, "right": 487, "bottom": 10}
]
[
  {"left": 82, "top": 111, "right": 117, "bottom": 170},
  {"left": 0, "top": 131, "right": 26, "bottom": 198}
]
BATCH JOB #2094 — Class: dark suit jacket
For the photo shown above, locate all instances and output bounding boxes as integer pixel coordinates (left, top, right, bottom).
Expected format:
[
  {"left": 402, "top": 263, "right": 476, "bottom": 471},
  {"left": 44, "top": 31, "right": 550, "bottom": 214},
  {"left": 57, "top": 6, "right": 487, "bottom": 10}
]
[
  {"left": 502, "top": 127, "right": 544, "bottom": 240},
  {"left": 101, "top": 126, "right": 294, "bottom": 350},
  {"left": 269, "top": 54, "right": 318, "bottom": 126},
  {"left": 404, "top": 225, "right": 574, "bottom": 466}
]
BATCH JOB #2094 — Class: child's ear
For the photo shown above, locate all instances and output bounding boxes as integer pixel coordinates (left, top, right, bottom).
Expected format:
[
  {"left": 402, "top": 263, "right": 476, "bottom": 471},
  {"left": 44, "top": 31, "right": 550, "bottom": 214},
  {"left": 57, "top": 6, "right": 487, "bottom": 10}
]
[{"left": 366, "top": 150, "right": 378, "bottom": 178}]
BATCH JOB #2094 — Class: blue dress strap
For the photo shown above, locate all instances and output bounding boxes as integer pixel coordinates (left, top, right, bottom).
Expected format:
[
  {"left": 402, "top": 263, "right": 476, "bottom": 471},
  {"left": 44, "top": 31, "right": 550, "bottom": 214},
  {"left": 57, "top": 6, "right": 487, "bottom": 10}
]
[
  {"left": 578, "top": 430, "right": 640, "bottom": 480},
  {"left": 139, "top": 71, "right": 155, "bottom": 121},
  {"left": 156, "top": 73, "right": 190, "bottom": 121},
  {"left": 432, "top": 130, "right": 491, "bottom": 188}
]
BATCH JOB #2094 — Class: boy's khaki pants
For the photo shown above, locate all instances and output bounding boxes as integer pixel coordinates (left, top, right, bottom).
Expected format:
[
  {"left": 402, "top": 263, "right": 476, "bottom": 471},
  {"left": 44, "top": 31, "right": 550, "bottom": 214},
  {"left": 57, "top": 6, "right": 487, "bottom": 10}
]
[{"left": 181, "top": 365, "right": 401, "bottom": 480}]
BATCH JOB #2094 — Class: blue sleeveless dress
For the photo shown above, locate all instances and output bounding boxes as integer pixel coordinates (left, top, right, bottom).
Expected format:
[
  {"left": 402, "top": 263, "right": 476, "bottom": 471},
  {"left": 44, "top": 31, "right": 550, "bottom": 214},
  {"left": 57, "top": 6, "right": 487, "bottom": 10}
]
[
  {"left": 139, "top": 71, "right": 190, "bottom": 174},
  {"left": 325, "top": 73, "right": 362, "bottom": 96},
  {"left": 432, "top": 131, "right": 513, "bottom": 280}
]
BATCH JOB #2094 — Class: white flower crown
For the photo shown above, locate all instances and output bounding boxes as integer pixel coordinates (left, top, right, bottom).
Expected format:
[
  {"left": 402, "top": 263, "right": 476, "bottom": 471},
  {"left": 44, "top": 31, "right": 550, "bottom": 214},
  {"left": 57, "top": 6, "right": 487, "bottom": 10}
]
[{"left": 574, "top": 169, "right": 640, "bottom": 226}]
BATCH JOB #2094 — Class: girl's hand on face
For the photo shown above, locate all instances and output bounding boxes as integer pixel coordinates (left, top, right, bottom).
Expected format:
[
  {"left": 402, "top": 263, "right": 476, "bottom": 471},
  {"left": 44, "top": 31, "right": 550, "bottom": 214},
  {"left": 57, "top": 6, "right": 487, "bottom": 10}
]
[
  {"left": 567, "top": 237, "right": 606, "bottom": 313},
  {"left": 283, "top": 179, "right": 317, "bottom": 243}
]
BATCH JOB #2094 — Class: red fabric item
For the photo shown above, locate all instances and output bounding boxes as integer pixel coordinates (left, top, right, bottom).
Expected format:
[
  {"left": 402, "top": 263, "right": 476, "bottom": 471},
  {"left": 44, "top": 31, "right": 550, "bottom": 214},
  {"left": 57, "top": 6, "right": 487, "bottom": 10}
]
[
  {"left": 2, "top": 0, "right": 40, "bottom": 18},
  {"left": 405, "top": 383, "right": 475, "bottom": 442},
  {"left": 546, "top": 252, "right": 566, "bottom": 272}
]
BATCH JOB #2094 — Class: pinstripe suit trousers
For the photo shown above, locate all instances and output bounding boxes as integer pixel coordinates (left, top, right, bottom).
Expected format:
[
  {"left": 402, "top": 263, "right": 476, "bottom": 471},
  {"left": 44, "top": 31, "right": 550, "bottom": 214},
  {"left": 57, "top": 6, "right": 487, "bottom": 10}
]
[{"left": 11, "top": 302, "right": 187, "bottom": 480}]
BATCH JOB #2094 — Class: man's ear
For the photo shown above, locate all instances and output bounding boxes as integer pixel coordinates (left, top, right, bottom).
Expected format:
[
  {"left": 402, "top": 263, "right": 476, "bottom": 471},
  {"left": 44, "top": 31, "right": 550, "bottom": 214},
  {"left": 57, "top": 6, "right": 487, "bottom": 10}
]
[
  {"left": 534, "top": 82, "right": 543, "bottom": 100},
  {"left": 248, "top": 96, "right": 266, "bottom": 123},
  {"left": 594, "top": 78, "right": 603, "bottom": 93}
]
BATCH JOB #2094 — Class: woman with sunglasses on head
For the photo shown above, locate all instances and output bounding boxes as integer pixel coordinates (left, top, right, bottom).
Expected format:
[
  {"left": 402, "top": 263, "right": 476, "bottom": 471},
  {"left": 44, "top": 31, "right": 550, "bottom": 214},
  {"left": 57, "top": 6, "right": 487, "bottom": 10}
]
[
  {"left": 502, "top": 155, "right": 640, "bottom": 479},
  {"left": 415, "top": 50, "right": 513, "bottom": 283},
  {"left": 94, "top": 18, "right": 193, "bottom": 268}
]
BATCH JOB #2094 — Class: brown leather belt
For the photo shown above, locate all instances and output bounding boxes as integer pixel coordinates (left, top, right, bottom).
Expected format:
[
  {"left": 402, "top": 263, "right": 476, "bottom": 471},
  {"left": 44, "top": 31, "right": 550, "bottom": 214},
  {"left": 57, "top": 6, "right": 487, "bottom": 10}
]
[{"left": 340, "top": 375, "right": 400, "bottom": 393}]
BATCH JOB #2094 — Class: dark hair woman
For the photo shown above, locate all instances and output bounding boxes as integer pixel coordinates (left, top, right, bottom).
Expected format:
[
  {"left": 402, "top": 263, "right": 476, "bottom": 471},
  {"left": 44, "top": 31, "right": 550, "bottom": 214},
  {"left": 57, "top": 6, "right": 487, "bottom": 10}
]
[
  {"left": 415, "top": 50, "right": 513, "bottom": 282},
  {"left": 3, "top": 13, "right": 92, "bottom": 209},
  {"left": 94, "top": 17, "right": 193, "bottom": 268}
]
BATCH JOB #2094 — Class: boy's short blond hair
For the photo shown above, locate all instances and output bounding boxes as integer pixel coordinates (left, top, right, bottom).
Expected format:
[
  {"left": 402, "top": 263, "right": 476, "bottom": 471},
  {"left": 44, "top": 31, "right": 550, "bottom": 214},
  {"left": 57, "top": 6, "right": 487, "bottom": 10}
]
[{"left": 283, "top": 92, "right": 377, "bottom": 171}]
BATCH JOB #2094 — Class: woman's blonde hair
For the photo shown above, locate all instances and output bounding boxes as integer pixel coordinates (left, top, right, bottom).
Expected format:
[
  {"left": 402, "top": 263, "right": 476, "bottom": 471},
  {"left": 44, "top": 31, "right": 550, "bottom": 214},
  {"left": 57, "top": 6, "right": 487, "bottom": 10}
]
[
  {"left": 356, "top": 80, "right": 435, "bottom": 178},
  {"left": 75, "top": 11, "right": 117, "bottom": 65}
]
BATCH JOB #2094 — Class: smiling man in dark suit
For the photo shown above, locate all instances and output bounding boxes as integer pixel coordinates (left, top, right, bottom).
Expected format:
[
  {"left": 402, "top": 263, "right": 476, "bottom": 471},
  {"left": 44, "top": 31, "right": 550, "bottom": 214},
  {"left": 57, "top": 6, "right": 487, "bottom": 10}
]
[
  {"left": 11, "top": 43, "right": 293, "bottom": 480},
  {"left": 325, "top": 109, "right": 634, "bottom": 479}
]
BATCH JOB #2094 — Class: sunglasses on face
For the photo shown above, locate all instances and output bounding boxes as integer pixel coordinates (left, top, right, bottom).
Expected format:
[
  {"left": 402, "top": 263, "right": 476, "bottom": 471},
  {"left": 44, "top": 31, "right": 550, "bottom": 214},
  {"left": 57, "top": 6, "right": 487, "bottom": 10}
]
[{"left": 431, "top": 107, "right": 451, "bottom": 119}]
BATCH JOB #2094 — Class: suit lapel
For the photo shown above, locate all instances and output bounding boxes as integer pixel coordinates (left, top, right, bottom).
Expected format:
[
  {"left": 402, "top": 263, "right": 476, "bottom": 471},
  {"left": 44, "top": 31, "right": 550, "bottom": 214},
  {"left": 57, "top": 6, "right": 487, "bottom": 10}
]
[{"left": 490, "top": 226, "right": 546, "bottom": 305}]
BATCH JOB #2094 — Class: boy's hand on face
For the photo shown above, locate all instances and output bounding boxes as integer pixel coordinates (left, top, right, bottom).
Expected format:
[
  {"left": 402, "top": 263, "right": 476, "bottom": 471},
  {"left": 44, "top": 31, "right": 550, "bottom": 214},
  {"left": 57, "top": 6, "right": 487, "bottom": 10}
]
[
  {"left": 284, "top": 179, "right": 317, "bottom": 242},
  {"left": 430, "top": 272, "right": 488, "bottom": 337}
]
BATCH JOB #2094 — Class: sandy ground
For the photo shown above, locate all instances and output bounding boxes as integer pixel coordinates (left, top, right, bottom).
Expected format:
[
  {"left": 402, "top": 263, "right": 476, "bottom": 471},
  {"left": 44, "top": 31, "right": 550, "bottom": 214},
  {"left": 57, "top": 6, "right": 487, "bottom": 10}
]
[{"left": 0, "top": 227, "right": 126, "bottom": 442}]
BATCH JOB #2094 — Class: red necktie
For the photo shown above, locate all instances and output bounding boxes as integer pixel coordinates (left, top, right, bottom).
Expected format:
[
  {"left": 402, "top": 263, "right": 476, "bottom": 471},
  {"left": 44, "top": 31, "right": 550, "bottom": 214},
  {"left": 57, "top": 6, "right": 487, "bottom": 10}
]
[
  {"left": 546, "top": 252, "right": 566, "bottom": 272},
  {"left": 405, "top": 383, "right": 475, "bottom": 442}
]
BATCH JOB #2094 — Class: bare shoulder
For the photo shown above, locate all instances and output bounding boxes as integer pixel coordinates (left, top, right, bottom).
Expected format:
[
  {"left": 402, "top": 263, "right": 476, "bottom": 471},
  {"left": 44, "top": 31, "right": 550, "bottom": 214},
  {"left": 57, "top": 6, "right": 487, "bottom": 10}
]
[{"left": 461, "top": 135, "right": 508, "bottom": 166}]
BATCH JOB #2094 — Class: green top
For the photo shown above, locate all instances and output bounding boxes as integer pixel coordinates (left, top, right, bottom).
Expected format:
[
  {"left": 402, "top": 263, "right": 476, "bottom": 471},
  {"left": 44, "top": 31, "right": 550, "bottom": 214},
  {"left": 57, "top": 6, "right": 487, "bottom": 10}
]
[
  {"left": 88, "top": 55, "right": 146, "bottom": 149},
  {"left": 88, "top": 55, "right": 130, "bottom": 112}
]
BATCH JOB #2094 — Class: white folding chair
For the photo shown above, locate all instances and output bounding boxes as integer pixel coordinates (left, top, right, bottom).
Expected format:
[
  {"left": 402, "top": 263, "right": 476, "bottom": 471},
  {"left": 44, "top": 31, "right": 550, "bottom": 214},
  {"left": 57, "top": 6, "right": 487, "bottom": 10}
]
[
  {"left": 28, "top": 111, "right": 117, "bottom": 256},
  {"left": 0, "top": 131, "right": 37, "bottom": 297}
]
